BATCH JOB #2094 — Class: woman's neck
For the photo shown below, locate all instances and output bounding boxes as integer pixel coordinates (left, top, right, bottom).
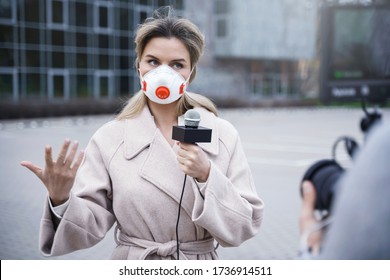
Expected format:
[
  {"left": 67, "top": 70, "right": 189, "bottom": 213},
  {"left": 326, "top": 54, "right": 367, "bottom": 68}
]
[{"left": 147, "top": 100, "right": 178, "bottom": 128}]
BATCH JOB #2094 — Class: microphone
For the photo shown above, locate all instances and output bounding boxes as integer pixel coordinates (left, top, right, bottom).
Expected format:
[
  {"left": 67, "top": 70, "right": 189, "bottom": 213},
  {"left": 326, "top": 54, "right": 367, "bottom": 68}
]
[
  {"left": 184, "top": 109, "right": 201, "bottom": 128},
  {"left": 172, "top": 109, "right": 212, "bottom": 143}
]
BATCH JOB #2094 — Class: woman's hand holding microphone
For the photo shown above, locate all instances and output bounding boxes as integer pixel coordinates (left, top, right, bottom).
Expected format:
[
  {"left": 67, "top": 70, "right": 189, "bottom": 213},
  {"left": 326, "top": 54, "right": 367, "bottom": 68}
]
[{"left": 176, "top": 142, "right": 210, "bottom": 183}]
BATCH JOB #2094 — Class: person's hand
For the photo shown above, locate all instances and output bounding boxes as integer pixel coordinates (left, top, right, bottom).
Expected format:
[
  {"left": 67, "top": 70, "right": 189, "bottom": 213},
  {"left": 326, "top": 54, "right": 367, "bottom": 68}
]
[
  {"left": 20, "top": 139, "right": 84, "bottom": 206},
  {"left": 176, "top": 142, "right": 210, "bottom": 182},
  {"left": 300, "top": 180, "right": 323, "bottom": 256}
]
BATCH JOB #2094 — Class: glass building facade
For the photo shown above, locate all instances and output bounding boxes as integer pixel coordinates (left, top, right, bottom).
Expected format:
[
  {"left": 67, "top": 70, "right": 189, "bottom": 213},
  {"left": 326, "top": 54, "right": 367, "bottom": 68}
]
[
  {"left": 0, "top": 0, "right": 183, "bottom": 104},
  {"left": 1, "top": 0, "right": 323, "bottom": 118}
]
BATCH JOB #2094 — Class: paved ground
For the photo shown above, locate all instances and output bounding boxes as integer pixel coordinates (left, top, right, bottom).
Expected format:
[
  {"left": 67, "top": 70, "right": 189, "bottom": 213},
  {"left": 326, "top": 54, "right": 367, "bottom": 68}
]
[{"left": 1, "top": 107, "right": 388, "bottom": 260}]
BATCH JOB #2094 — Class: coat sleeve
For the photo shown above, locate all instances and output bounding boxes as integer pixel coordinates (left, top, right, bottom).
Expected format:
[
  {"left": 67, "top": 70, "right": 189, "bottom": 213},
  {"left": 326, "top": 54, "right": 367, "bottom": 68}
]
[
  {"left": 39, "top": 132, "right": 116, "bottom": 257},
  {"left": 191, "top": 126, "right": 264, "bottom": 247}
]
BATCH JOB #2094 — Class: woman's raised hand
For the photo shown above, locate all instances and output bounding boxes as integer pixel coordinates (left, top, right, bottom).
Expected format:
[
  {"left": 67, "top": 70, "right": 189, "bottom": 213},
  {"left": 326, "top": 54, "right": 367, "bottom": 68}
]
[{"left": 21, "top": 139, "right": 84, "bottom": 206}]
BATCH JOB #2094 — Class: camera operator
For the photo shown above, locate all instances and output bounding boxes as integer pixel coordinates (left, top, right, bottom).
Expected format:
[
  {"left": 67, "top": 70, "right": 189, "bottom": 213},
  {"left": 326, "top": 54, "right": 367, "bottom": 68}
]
[{"left": 299, "top": 122, "right": 390, "bottom": 259}]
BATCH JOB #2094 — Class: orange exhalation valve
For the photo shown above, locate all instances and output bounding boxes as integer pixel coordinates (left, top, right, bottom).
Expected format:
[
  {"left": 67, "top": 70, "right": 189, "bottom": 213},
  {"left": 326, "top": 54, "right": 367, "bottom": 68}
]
[
  {"left": 155, "top": 86, "right": 170, "bottom": 99},
  {"left": 142, "top": 81, "right": 147, "bottom": 91},
  {"left": 179, "top": 83, "right": 185, "bottom": 94}
]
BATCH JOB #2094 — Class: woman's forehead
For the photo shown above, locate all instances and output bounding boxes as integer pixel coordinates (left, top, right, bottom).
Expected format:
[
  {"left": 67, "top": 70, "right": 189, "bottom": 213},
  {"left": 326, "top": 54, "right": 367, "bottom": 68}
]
[{"left": 142, "top": 37, "right": 190, "bottom": 61}]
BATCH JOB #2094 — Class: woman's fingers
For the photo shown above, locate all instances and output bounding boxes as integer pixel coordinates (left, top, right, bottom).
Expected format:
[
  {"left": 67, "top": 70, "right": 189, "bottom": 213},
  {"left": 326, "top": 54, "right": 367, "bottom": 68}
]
[
  {"left": 45, "top": 145, "right": 54, "bottom": 169},
  {"left": 23, "top": 139, "right": 82, "bottom": 175},
  {"left": 56, "top": 139, "right": 71, "bottom": 165},
  {"left": 71, "top": 150, "right": 84, "bottom": 173},
  {"left": 64, "top": 141, "right": 79, "bottom": 168},
  {"left": 177, "top": 142, "right": 197, "bottom": 152},
  {"left": 20, "top": 161, "right": 43, "bottom": 180},
  {"left": 176, "top": 142, "right": 210, "bottom": 182},
  {"left": 55, "top": 139, "right": 82, "bottom": 167}
]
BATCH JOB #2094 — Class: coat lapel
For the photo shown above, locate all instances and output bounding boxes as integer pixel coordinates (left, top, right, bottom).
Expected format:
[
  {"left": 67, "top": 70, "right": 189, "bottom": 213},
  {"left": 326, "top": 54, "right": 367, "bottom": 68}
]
[
  {"left": 123, "top": 105, "right": 220, "bottom": 217},
  {"left": 123, "top": 106, "right": 156, "bottom": 160},
  {"left": 139, "top": 130, "right": 196, "bottom": 216}
]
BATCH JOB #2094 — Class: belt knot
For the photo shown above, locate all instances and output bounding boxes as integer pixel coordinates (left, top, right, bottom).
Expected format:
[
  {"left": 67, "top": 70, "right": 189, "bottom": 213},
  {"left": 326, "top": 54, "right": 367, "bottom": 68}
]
[{"left": 156, "top": 240, "right": 177, "bottom": 257}]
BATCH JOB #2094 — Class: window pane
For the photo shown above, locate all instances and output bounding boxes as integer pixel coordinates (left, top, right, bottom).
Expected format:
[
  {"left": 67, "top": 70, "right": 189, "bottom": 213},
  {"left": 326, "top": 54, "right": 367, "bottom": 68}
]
[
  {"left": 76, "top": 32, "right": 87, "bottom": 47},
  {"left": 77, "top": 53, "right": 87, "bottom": 68},
  {"left": 120, "top": 36, "right": 128, "bottom": 50},
  {"left": 51, "top": 30, "right": 64, "bottom": 45},
  {"left": 0, "top": 0, "right": 12, "bottom": 19},
  {"left": 158, "top": 0, "right": 169, "bottom": 7},
  {"left": 25, "top": 28, "right": 40, "bottom": 45},
  {"left": 0, "top": 73, "right": 14, "bottom": 99},
  {"left": 99, "top": 55, "right": 109, "bottom": 69},
  {"left": 75, "top": 2, "right": 87, "bottom": 27},
  {"left": 53, "top": 75, "right": 64, "bottom": 98},
  {"left": 215, "top": 0, "right": 229, "bottom": 15},
  {"left": 52, "top": 52, "right": 65, "bottom": 68},
  {"left": 129, "top": 74, "right": 135, "bottom": 93},
  {"left": 139, "top": 0, "right": 148, "bottom": 6},
  {"left": 99, "top": 34, "right": 109, "bottom": 49},
  {"left": 24, "top": 0, "right": 40, "bottom": 22},
  {"left": 119, "top": 8, "right": 129, "bottom": 31},
  {"left": 120, "top": 75, "right": 129, "bottom": 96},
  {"left": 26, "top": 73, "right": 41, "bottom": 96},
  {"left": 99, "top": 76, "right": 108, "bottom": 97},
  {"left": 0, "top": 25, "right": 13, "bottom": 43},
  {"left": 52, "top": 0, "right": 64, "bottom": 23},
  {"left": 77, "top": 75, "right": 89, "bottom": 97},
  {"left": 0, "top": 48, "right": 14, "bottom": 66},
  {"left": 217, "top": 19, "right": 227, "bottom": 37},
  {"left": 175, "top": 0, "right": 184, "bottom": 10},
  {"left": 120, "top": 55, "right": 129, "bottom": 69},
  {"left": 99, "top": 6, "right": 108, "bottom": 28},
  {"left": 26, "top": 50, "right": 40, "bottom": 67},
  {"left": 140, "top": 11, "right": 147, "bottom": 24}
]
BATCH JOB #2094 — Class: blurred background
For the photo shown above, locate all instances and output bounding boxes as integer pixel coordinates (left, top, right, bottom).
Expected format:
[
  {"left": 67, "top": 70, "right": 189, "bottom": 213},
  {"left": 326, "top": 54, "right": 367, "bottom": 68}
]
[
  {"left": 1, "top": 0, "right": 389, "bottom": 118},
  {"left": 0, "top": 0, "right": 389, "bottom": 260}
]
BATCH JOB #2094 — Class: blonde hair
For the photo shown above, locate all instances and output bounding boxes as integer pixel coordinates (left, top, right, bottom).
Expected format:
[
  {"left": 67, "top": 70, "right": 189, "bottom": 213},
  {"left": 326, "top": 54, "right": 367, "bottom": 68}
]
[{"left": 117, "top": 7, "right": 218, "bottom": 120}]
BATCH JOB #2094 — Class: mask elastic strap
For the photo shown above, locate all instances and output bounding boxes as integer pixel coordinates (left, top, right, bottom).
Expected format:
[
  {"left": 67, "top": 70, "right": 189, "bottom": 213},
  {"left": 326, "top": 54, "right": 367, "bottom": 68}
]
[
  {"left": 185, "top": 67, "right": 195, "bottom": 84},
  {"left": 182, "top": 67, "right": 195, "bottom": 94}
]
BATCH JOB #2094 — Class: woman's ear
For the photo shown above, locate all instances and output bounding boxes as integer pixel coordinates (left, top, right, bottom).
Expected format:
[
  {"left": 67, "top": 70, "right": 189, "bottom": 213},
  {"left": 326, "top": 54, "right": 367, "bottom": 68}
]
[{"left": 135, "top": 59, "right": 140, "bottom": 77}]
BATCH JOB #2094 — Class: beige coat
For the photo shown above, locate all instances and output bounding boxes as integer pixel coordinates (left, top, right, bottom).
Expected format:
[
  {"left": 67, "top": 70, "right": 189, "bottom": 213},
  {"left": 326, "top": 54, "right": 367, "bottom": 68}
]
[{"left": 39, "top": 106, "right": 264, "bottom": 259}]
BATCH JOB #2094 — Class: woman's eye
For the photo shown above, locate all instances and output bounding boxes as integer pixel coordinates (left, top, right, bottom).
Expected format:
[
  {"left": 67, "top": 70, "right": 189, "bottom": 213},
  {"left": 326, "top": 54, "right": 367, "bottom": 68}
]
[
  {"left": 172, "top": 63, "right": 183, "bottom": 69},
  {"left": 148, "top": 60, "right": 159, "bottom": 66}
]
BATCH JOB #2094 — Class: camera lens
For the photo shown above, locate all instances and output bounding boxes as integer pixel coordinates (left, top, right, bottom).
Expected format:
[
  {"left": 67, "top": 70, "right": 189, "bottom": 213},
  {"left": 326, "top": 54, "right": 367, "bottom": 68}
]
[{"left": 301, "top": 159, "right": 344, "bottom": 211}]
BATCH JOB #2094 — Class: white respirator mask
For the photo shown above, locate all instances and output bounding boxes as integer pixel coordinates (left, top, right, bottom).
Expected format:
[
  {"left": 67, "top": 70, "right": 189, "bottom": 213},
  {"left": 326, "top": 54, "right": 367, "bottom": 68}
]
[{"left": 139, "top": 65, "right": 193, "bottom": 104}]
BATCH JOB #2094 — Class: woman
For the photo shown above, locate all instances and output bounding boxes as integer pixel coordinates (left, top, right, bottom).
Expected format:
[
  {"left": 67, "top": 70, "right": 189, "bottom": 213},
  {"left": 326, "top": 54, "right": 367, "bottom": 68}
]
[{"left": 21, "top": 7, "right": 264, "bottom": 260}]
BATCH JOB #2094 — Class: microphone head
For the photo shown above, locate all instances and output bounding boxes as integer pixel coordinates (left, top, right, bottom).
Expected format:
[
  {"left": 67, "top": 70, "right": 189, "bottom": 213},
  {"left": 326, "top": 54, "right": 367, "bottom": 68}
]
[{"left": 184, "top": 109, "right": 200, "bottom": 128}]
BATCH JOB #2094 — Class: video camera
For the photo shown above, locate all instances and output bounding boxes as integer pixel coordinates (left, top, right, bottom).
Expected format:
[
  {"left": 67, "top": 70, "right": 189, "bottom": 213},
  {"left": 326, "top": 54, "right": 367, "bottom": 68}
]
[{"left": 300, "top": 99, "right": 383, "bottom": 215}]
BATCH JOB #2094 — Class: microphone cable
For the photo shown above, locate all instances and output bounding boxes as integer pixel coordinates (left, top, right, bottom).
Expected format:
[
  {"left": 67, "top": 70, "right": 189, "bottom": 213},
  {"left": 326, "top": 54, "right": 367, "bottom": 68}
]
[
  {"left": 176, "top": 174, "right": 187, "bottom": 260},
  {"left": 175, "top": 175, "right": 206, "bottom": 259}
]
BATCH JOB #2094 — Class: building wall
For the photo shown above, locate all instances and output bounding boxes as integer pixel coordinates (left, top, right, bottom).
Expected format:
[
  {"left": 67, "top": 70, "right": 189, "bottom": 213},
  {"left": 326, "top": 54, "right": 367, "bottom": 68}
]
[
  {"left": 187, "top": 0, "right": 319, "bottom": 100},
  {"left": 0, "top": 0, "right": 319, "bottom": 117},
  {"left": 218, "top": 0, "right": 318, "bottom": 60},
  {"left": 0, "top": 0, "right": 184, "bottom": 106}
]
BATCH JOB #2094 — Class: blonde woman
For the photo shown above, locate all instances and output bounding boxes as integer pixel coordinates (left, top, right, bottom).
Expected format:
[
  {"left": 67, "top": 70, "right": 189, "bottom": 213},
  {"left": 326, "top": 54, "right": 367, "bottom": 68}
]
[{"left": 21, "top": 7, "right": 264, "bottom": 260}]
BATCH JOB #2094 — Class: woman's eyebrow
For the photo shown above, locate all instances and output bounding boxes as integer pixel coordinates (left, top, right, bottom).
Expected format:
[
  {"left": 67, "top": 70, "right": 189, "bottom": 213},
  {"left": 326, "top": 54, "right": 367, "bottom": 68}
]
[
  {"left": 171, "top": 58, "right": 188, "bottom": 63},
  {"left": 144, "top": 54, "right": 160, "bottom": 60},
  {"left": 144, "top": 54, "right": 188, "bottom": 63}
]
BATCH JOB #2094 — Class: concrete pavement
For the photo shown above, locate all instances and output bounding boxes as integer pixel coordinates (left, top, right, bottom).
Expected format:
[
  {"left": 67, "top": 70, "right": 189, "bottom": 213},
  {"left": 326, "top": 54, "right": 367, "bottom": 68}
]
[{"left": 1, "top": 107, "right": 388, "bottom": 260}]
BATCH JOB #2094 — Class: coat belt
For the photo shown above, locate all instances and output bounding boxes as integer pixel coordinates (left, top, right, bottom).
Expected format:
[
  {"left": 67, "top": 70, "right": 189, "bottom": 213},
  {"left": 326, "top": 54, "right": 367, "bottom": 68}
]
[{"left": 114, "top": 226, "right": 216, "bottom": 260}]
